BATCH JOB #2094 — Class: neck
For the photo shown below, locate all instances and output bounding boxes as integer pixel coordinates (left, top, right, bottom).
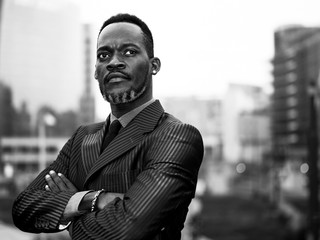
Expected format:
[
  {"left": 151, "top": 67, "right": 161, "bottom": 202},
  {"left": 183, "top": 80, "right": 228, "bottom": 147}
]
[{"left": 110, "top": 92, "right": 152, "bottom": 118}]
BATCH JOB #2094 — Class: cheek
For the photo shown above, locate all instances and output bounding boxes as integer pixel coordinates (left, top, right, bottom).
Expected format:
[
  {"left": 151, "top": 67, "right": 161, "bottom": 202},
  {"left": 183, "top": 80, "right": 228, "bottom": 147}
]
[
  {"left": 95, "top": 65, "right": 103, "bottom": 78},
  {"left": 96, "top": 59, "right": 107, "bottom": 72},
  {"left": 95, "top": 69, "right": 104, "bottom": 87},
  {"left": 134, "top": 62, "right": 150, "bottom": 78}
]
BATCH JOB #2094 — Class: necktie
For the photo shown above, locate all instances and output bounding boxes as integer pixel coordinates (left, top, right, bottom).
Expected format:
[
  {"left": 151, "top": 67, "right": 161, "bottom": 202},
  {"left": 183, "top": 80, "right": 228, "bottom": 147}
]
[{"left": 100, "top": 120, "right": 121, "bottom": 153}]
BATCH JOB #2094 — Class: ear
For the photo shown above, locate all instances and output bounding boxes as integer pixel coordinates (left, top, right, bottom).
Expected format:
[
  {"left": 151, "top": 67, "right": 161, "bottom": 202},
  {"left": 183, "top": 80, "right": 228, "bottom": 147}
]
[{"left": 151, "top": 57, "right": 161, "bottom": 75}]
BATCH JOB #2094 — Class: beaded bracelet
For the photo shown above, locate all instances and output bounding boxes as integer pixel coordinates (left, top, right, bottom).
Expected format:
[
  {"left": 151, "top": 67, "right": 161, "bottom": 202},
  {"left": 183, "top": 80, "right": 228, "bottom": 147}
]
[{"left": 91, "top": 189, "right": 105, "bottom": 212}]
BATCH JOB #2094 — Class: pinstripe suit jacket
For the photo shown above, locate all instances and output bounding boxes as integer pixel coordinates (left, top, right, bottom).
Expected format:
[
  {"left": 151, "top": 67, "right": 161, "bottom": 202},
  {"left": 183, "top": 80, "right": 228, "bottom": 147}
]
[{"left": 12, "top": 100, "right": 204, "bottom": 240}]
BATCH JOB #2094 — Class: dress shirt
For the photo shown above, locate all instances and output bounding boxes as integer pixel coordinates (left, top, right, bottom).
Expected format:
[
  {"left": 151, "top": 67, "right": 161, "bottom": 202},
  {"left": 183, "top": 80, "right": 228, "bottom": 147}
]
[{"left": 110, "top": 98, "right": 155, "bottom": 127}]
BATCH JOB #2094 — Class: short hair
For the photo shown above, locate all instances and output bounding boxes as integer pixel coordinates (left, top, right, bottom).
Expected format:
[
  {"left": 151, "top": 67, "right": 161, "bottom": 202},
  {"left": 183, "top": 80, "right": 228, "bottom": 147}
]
[{"left": 99, "top": 13, "right": 154, "bottom": 58}]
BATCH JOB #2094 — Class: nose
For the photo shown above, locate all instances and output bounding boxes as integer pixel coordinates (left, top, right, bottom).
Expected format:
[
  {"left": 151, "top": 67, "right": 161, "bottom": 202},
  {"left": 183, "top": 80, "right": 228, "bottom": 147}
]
[{"left": 106, "top": 55, "right": 125, "bottom": 71}]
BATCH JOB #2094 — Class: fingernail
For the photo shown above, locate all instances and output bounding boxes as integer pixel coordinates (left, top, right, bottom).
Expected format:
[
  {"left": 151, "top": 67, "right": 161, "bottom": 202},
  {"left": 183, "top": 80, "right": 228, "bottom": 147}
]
[
  {"left": 45, "top": 174, "right": 50, "bottom": 179},
  {"left": 49, "top": 170, "right": 55, "bottom": 175},
  {"left": 58, "top": 173, "right": 62, "bottom": 177}
]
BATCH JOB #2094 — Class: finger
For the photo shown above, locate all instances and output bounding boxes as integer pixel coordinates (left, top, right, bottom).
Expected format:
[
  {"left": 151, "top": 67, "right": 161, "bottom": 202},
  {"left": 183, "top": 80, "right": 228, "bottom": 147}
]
[
  {"left": 45, "top": 174, "right": 60, "bottom": 192},
  {"left": 57, "top": 173, "right": 78, "bottom": 192},
  {"left": 49, "top": 170, "right": 68, "bottom": 190},
  {"left": 45, "top": 184, "right": 51, "bottom": 191}
]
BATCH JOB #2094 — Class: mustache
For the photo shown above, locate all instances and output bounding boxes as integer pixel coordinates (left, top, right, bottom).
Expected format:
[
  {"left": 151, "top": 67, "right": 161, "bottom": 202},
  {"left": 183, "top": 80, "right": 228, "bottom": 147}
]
[{"left": 104, "top": 71, "right": 130, "bottom": 83}]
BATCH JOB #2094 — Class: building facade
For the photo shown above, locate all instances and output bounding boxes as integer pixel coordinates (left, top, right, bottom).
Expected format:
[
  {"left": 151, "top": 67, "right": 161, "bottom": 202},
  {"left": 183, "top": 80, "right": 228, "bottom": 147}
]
[
  {"left": 162, "top": 96, "right": 223, "bottom": 162},
  {"left": 0, "top": 0, "right": 83, "bottom": 115},
  {"left": 0, "top": 81, "right": 14, "bottom": 137},
  {"left": 272, "top": 25, "right": 320, "bottom": 163},
  {"left": 222, "top": 83, "right": 270, "bottom": 164},
  {"left": 78, "top": 24, "right": 95, "bottom": 125},
  {"left": 0, "top": 137, "right": 67, "bottom": 190}
]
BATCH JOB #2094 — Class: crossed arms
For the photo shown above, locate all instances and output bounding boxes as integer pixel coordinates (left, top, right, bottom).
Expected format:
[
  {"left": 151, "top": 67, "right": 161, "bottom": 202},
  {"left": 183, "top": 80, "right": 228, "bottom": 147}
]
[
  {"left": 12, "top": 122, "right": 204, "bottom": 239},
  {"left": 44, "top": 170, "right": 124, "bottom": 222}
]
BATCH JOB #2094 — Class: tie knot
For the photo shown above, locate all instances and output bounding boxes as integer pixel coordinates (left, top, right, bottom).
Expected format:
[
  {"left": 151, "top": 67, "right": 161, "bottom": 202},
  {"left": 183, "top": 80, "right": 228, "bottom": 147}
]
[
  {"left": 109, "top": 120, "right": 121, "bottom": 134},
  {"left": 100, "top": 120, "right": 122, "bottom": 154}
]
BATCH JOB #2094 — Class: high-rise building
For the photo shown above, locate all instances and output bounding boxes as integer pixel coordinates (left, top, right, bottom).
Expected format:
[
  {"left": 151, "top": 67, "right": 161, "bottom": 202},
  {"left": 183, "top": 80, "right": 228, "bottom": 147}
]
[
  {"left": 0, "top": 81, "right": 14, "bottom": 137},
  {"left": 0, "top": 0, "right": 83, "bottom": 115},
  {"left": 0, "top": 0, "right": 3, "bottom": 35},
  {"left": 79, "top": 24, "right": 95, "bottom": 124},
  {"left": 13, "top": 101, "right": 32, "bottom": 136},
  {"left": 272, "top": 25, "right": 320, "bottom": 162}
]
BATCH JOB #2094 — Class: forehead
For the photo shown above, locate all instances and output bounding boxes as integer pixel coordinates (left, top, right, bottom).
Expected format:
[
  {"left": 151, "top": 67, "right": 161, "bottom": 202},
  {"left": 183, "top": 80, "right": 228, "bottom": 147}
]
[{"left": 98, "top": 22, "right": 145, "bottom": 47}]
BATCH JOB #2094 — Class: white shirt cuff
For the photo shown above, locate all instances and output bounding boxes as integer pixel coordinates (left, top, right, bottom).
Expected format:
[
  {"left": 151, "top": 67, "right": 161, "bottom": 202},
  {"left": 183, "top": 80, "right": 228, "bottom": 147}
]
[{"left": 59, "top": 190, "right": 92, "bottom": 229}]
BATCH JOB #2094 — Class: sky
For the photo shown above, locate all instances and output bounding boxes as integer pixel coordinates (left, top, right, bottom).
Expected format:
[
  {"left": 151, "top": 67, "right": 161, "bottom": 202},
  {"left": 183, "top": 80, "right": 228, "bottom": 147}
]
[
  {"left": 72, "top": 0, "right": 320, "bottom": 100},
  {"left": 68, "top": 0, "right": 320, "bottom": 119},
  {"left": 4, "top": 0, "right": 319, "bottom": 120}
]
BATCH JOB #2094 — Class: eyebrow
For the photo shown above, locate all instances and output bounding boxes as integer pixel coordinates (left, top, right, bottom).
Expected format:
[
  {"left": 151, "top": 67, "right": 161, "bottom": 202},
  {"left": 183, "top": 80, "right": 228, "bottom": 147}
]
[{"left": 97, "top": 42, "right": 141, "bottom": 52}]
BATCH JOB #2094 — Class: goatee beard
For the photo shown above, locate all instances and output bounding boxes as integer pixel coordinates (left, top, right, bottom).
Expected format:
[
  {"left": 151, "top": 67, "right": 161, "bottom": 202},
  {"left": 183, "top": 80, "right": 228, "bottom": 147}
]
[{"left": 103, "top": 86, "right": 147, "bottom": 105}]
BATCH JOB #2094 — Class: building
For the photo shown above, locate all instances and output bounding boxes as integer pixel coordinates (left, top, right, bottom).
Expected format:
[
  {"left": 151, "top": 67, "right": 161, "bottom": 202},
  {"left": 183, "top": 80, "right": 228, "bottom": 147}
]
[
  {"left": 13, "top": 101, "right": 32, "bottom": 136},
  {"left": 0, "top": 0, "right": 3, "bottom": 35},
  {"left": 222, "top": 83, "right": 270, "bottom": 164},
  {"left": 162, "top": 96, "right": 223, "bottom": 160},
  {"left": 0, "top": 82, "right": 32, "bottom": 138},
  {"left": 0, "top": 81, "right": 14, "bottom": 137},
  {"left": 0, "top": 137, "right": 67, "bottom": 189},
  {"left": 163, "top": 96, "right": 222, "bottom": 139},
  {"left": 238, "top": 109, "right": 271, "bottom": 164},
  {"left": 162, "top": 96, "right": 225, "bottom": 193},
  {"left": 35, "top": 105, "right": 78, "bottom": 137},
  {"left": 0, "top": 0, "right": 83, "bottom": 115},
  {"left": 78, "top": 24, "right": 96, "bottom": 125},
  {"left": 272, "top": 25, "right": 320, "bottom": 163}
]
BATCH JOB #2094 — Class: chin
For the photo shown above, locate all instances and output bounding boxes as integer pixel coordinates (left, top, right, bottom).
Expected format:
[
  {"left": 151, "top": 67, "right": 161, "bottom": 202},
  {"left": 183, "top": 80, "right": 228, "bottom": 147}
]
[{"left": 104, "top": 86, "right": 146, "bottom": 105}]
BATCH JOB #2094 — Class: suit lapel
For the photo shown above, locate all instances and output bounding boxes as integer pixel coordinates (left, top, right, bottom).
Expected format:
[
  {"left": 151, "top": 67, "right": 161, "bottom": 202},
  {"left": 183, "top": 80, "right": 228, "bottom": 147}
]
[
  {"left": 84, "top": 100, "right": 164, "bottom": 186},
  {"left": 81, "top": 121, "right": 107, "bottom": 174}
]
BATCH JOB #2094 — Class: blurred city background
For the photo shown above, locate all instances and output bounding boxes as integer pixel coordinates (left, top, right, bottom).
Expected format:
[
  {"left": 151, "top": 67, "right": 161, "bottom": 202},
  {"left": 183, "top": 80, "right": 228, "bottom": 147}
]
[{"left": 0, "top": 0, "right": 319, "bottom": 239}]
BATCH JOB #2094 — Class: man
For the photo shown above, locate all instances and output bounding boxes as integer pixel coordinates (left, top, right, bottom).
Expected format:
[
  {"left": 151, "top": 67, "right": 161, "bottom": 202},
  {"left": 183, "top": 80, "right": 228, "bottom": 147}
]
[{"left": 12, "top": 13, "right": 204, "bottom": 240}]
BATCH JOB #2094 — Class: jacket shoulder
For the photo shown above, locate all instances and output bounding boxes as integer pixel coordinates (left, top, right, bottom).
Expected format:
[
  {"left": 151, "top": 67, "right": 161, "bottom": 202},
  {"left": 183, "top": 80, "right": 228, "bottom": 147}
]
[
  {"left": 159, "top": 112, "right": 203, "bottom": 138},
  {"left": 77, "top": 121, "right": 105, "bottom": 134},
  {"left": 67, "top": 122, "right": 105, "bottom": 147}
]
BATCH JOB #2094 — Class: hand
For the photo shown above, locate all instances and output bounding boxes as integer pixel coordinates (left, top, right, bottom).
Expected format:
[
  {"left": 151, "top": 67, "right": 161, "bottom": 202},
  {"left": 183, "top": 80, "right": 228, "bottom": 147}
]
[
  {"left": 45, "top": 170, "right": 78, "bottom": 193},
  {"left": 96, "top": 192, "right": 124, "bottom": 210}
]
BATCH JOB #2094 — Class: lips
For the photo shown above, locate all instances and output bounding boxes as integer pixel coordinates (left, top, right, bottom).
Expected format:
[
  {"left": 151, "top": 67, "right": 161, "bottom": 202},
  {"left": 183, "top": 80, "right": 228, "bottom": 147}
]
[{"left": 105, "top": 72, "right": 130, "bottom": 83}]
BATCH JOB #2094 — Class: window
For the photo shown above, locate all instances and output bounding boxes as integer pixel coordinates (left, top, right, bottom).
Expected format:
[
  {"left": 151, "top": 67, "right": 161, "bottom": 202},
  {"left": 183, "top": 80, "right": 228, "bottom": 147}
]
[
  {"left": 287, "top": 109, "right": 298, "bottom": 119},
  {"left": 286, "top": 73, "right": 297, "bottom": 83},
  {"left": 286, "top": 97, "right": 298, "bottom": 107},
  {"left": 46, "top": 146, "right": 58, "bottom": 153}
]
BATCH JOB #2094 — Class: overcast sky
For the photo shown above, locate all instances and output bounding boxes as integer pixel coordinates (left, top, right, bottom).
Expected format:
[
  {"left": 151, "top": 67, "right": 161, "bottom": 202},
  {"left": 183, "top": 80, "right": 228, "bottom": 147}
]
[
  {"left": 72, "top": 0, "right": 320, "bottom": 96},
  {"left": 68, "top": 0, "right": 320, "bottom": 118}
]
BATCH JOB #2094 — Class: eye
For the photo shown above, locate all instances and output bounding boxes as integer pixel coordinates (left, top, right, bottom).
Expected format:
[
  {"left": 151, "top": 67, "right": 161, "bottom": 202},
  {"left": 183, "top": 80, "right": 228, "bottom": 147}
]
[
  {"left": 97, "top": 52, "right": 110, "bottom": 60},
  {"left": 124, "top": 49, "right": 137, "bottom": 56}
]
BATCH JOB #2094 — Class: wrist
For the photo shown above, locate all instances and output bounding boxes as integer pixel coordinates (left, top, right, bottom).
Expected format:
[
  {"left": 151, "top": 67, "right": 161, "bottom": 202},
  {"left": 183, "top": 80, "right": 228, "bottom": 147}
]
[
  {"left": 78, "top": 191, "right": 96, "bottom": 212},
  {"left": 91, "top": 189, "right": 106, "bottom": 212}
]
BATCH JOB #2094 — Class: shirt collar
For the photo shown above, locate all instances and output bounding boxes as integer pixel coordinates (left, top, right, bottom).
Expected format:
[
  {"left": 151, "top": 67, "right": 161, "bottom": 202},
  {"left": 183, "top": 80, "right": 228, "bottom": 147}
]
[{"left": 110, "top": 99, "right": 156, "bottom": 128}]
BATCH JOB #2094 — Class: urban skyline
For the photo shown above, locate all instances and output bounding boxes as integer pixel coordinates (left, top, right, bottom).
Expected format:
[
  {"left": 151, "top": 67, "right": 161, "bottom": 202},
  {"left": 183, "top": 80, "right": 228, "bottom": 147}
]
[{"left": 2, "top": 0, "right": 320, "bottom": 121}]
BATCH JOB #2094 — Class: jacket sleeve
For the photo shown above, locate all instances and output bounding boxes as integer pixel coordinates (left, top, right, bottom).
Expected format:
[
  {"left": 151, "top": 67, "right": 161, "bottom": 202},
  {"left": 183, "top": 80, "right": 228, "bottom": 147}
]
[
  {"left": 12, "top": 128, "right": 80, "bottom": 233},
  {"left": 70, "top": 123, "right": 204, "bottom": 240}
]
